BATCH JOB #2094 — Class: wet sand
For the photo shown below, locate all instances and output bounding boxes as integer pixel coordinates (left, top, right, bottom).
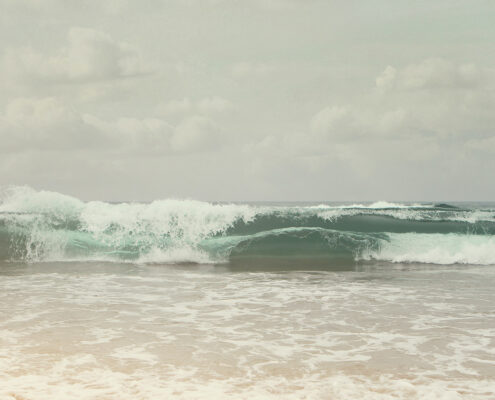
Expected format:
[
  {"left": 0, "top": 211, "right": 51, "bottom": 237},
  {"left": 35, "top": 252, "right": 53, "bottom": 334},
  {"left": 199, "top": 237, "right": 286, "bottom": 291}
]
[{"left": 0, "top": 262, "right": 494, "bottom": 399}]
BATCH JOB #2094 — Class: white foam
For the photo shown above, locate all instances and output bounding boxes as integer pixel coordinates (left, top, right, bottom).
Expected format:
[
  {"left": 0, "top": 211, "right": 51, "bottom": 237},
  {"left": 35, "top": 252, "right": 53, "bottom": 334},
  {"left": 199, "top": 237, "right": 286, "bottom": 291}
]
[
  {"left": 2, "top": 186, "right": 494, "bottom": 264},
  {"left": 0, "top": 186, "right": 258, "bottom": 263},
  {"left": 331, "top": 201, "right": 428, "bottom": 209},
  {"left": 0, "top": 185, "right": 84, "bottom": 216},
  {"left": 317, "top": 207, "right": 495, "bottom": 223},
  {"left": 364, "top": 233, "right": 495, "bottom": 265},
  {"left": 1, "top": 262, "right": 495, "bottom": 399},
  {"left": 2, "top": 370, "right": 491, "bottom": 400},
  {"left": 136, "top": 246, "right": 214, "bottom": 264}
]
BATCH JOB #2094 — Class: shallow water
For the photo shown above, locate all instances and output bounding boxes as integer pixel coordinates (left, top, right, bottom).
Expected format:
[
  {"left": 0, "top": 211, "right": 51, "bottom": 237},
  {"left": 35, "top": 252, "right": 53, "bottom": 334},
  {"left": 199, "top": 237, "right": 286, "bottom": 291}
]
[{"left": 0, "top": 262, "right": 494, "bottom": 399}]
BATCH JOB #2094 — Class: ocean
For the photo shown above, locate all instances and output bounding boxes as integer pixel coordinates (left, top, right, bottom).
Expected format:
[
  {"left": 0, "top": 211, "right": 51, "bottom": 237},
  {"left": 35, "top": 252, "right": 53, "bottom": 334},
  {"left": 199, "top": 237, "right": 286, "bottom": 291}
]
[{"left": 0, "top": 186, "right": 494, "bottom": 399}]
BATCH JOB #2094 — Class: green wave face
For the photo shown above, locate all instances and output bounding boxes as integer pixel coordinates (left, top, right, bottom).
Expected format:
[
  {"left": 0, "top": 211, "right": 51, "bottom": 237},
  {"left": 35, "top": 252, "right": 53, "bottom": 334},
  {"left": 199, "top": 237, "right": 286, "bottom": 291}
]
[{"left": 1, "top": 186, "right": 495, "bottom": 267}]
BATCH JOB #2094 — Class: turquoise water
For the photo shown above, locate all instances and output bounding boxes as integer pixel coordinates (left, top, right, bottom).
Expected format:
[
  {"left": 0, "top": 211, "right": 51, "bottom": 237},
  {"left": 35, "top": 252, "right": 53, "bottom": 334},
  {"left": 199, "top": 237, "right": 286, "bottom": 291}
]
[{"left": 1, "top": 186, "right": 495, "bottom": 267}]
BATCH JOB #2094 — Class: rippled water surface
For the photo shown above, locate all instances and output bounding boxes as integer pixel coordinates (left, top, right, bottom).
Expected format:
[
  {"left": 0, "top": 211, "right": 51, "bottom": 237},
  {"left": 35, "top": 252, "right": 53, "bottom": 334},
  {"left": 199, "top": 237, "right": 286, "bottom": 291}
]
[{"left": 0, "top": 262, "right": 494, "bottom": 399}]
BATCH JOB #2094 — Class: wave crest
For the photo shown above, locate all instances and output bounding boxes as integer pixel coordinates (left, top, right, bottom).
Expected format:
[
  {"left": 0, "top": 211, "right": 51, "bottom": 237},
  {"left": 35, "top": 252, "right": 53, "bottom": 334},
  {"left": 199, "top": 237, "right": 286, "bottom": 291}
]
[{"left": 1, "top": 186, "right": 494, "bottom": 266}]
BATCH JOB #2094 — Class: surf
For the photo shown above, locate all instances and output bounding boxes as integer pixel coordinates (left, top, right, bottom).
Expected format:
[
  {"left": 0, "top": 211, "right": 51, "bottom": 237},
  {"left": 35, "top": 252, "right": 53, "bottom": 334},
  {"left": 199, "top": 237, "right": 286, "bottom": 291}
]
[{"left": 1, "top": 186, "right": 494, "bottom": 266}]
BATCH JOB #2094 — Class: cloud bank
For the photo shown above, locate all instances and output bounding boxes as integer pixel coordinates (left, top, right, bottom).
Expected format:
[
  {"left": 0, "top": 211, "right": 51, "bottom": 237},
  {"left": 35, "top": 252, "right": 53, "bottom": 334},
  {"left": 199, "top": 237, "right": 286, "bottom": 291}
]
[{"left": 0, "top": 2, "right": 494, "bottom": 200}]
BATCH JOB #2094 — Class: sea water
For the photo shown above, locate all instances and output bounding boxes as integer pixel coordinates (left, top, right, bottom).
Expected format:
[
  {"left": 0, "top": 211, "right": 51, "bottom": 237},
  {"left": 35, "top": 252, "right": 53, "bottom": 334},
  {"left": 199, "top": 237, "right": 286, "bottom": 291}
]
[{"left": 0, "top": 186, "right": 494, "bottom": 399}]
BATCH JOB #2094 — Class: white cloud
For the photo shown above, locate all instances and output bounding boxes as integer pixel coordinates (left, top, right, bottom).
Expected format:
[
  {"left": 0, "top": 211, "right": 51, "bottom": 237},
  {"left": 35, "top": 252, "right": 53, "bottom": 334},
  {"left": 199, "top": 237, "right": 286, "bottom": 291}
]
[
  {"left": 177, "top": 0, "right": 305, "bottom": 10},
  {"left": 1, "top": 0, "right": 495, "bottom": 200},
  {"left": 0, "top": 97, "right": 222, "bottom": 155},
  {"left": 197, "top": 97, "right": 233, "bottom": 114},
  {"left": 375, "top": 66, "right": 397, "bottom": 92},
  {"left": 231, "top": 62, "right": 276, "bottom": 79},
  {"left": 261, "top": 57, "right": 491, "bottom": 179},
  {"left": 466, "top": 136, "right": 495, "bottom": 154},
  {"left": 155, "top": 99, "right": 193, "bottom": 118},
  {"left": 155, "top": 97, "right": 233, "bottom": 119},
  {"left": 0, "top": 97, "right": 103, "bottom": 151},
  {"left": 307, "top": 59, "right": 490, "bottom": 148},
  {"left": 370, "top": 59, "right": 495, "bottom": 146},
  {"left": 3, "top": 27, "right": 146, "bottom": 84},
  {"left": 171, "top": 115, "right": 220, "bottom": 152},
  {"left": 310, "top": 106, "right": 350, "bottom": 136},
  {"left": 83, "top": 114, "right": 173, "bottom": 154},
  {"left": 309, "top": 105, "right": 411, "bottom": 142},
  {"left": 4, "top": 97, "right": 78, "bottom": 128},
  {"left": 376, "top": 58, "right": 483, "bottom": 91}
]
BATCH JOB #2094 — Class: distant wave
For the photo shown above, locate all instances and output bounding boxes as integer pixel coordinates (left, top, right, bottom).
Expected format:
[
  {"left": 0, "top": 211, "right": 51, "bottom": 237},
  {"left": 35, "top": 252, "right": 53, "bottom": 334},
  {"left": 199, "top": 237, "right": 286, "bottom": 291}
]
[{"left": 1, "top": 186, "right": 494, "bottom": 266}]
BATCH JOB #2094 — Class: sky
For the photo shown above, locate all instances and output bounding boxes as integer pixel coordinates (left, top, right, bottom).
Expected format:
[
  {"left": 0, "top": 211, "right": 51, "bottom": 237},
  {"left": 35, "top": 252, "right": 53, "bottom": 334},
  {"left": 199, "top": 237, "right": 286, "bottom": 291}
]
[{"left": 0, "top": 0, "right": 494, "bottom": 201}]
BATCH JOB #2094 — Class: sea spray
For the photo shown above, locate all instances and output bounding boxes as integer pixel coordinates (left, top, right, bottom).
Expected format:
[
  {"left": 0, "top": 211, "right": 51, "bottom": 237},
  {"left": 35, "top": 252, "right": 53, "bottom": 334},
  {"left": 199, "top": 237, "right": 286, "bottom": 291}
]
[{"left": 1, "top": 186, "right": 494, "bottom": 265}]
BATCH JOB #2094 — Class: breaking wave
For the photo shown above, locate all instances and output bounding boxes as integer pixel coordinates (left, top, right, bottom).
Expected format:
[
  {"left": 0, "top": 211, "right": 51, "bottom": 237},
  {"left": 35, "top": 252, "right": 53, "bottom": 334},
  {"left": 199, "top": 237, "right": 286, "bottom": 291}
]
[{"left": 1, "top": 186, "right": 494, "bottom": 266}]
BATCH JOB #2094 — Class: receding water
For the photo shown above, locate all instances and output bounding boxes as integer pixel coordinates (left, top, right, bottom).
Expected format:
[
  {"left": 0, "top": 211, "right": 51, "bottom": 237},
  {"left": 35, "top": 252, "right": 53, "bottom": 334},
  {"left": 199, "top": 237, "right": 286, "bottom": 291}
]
[{"left": 0, "top": 261, "right": 494, "bottom": 399}]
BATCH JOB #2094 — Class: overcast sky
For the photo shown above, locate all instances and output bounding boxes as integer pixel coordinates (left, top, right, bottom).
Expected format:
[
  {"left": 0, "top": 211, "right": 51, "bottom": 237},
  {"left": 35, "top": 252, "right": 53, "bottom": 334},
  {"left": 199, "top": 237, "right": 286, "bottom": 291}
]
[{"left": 1, "top": 0, "right": 494, "bottom": 201}]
